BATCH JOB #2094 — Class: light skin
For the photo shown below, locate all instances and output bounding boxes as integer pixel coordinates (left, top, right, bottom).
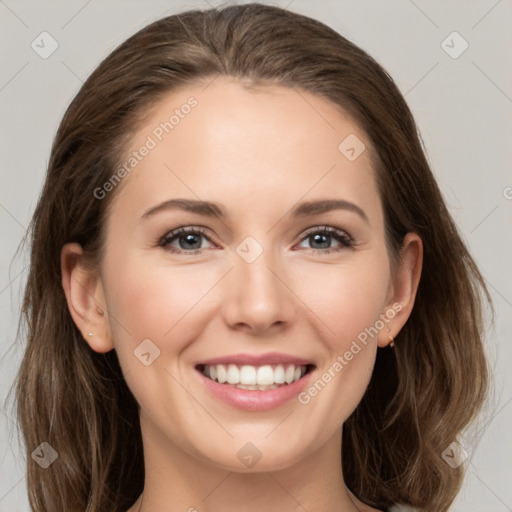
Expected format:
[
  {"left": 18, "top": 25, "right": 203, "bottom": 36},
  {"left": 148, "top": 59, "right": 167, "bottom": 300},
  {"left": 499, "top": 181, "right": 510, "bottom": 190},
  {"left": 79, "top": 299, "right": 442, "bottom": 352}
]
[{"left": 61, "top": 77, "right": 422, "bottom": 512}]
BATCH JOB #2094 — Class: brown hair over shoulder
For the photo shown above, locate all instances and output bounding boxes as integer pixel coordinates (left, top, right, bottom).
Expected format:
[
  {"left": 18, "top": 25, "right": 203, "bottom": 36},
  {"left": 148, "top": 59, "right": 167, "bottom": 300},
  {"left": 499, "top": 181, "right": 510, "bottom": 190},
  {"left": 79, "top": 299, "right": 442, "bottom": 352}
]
[{"left": 10, "top": 4, "right": 492, "bottom": 511}]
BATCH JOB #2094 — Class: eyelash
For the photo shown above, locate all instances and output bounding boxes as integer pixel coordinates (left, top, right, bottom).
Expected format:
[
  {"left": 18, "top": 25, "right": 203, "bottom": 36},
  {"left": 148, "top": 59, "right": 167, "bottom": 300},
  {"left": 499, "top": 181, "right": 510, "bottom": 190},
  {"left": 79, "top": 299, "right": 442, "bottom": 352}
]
[{"left": 158, "top": 225, "right": 355, "bottom": 255}]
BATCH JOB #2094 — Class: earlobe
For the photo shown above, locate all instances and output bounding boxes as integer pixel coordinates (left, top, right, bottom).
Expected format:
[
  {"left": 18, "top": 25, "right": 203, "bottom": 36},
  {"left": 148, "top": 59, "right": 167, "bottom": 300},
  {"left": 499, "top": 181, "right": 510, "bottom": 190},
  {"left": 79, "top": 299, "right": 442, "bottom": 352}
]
[
  {"left": 61, "top": 242, "right": 114, "bottom": 353},
  {"left": 378, "top": 232, "right": 423, "bottom": 348}
]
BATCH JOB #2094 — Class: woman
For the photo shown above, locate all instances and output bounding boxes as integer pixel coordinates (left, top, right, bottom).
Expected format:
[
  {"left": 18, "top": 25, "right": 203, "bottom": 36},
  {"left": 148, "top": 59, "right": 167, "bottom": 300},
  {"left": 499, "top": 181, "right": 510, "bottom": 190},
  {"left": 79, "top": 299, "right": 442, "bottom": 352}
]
[{"left": 12, "top": 4, "right": 492, "bottom": 511}]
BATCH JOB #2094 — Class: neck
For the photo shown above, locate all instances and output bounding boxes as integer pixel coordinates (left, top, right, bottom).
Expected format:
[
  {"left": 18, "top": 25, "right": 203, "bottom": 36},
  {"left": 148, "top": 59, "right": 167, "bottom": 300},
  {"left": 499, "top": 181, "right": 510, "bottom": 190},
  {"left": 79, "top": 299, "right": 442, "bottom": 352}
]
[{"left": 128, "top": 413, "right": 364, "bottom": 512}]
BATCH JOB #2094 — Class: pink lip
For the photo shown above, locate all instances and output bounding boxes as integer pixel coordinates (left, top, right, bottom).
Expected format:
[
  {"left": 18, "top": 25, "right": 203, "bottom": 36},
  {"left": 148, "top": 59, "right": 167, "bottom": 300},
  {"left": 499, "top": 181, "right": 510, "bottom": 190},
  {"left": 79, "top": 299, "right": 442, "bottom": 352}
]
[
  {"left": 196, "top": 367, "right": 315, "bottom": 413},
  {"left": 196, "top": 351, "right": 314, "bottom": 367}
]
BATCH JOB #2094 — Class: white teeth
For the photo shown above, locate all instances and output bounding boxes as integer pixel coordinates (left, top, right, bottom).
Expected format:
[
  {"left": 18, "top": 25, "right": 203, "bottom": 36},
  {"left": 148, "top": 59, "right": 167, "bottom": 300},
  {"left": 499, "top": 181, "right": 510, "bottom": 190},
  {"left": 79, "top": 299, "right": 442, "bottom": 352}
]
[
  {"left": 274, "top": 364, "right": 285, "bottom": 384},
  {"left": 236, "top": 383, "right": 279, "bottom": 391},
  {"left": 216, "top": 364, "right": 227, "bottom": 384},
  {"left": 240, "top": 365, "right": 257, "bottom": 385},
  {"left": 202, "top": 363, "right": 309, "bottom": 387},
  {"left": 285, "top": 365, "right": 295, "bottom": 384},
  {"left": 226, "top": 364, "right": 239, "bottom": 384},
  {"left": 257, "top": 365, "right": 274, "bottom": 386}
]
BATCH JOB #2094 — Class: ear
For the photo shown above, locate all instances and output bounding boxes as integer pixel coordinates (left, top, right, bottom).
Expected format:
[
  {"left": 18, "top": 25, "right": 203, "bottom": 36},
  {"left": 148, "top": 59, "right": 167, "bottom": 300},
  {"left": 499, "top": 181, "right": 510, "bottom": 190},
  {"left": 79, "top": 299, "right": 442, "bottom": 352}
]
[
  {"left": 61, "top": 242, "right": 114, "bottom": 353},
  {"left": 378, "top": 232, "right": 423, "bottom": 348}
]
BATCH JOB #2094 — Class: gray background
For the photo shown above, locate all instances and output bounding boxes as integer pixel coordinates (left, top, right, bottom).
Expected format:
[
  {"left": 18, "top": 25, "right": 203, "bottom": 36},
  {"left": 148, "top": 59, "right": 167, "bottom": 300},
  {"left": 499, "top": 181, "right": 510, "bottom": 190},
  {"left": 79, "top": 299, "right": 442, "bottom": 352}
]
[{"left": 1, "top": 0, "right": 511, "bottom": 510}]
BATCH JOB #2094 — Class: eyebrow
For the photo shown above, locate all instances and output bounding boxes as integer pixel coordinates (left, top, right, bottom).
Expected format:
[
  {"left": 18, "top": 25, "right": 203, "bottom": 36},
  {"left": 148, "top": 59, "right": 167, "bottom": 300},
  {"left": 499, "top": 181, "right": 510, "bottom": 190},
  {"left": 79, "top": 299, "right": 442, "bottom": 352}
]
[{"left": 140, "top": 198, "right": 369, "bottom": 224}]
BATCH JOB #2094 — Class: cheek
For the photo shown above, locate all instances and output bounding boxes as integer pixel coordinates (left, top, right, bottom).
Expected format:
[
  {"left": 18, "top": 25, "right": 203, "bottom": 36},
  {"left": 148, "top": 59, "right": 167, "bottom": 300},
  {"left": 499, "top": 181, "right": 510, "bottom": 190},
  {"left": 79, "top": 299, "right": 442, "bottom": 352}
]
[
  {"left": 292, "top": 252, "right": 390, "bottom": 346},
  {"left": 291, "top": 249, "right": 390, "bottom": 417},
  {"left": 101, "top": 253, "right": 216, "bottom": 410},
  {"left": 102, "top": 250, "right": 222, "bottom": 353}
]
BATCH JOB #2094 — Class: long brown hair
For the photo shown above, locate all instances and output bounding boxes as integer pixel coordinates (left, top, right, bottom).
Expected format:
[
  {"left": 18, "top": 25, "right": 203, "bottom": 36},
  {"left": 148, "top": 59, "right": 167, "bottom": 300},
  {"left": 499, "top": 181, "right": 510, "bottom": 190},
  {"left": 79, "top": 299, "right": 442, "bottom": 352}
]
[{"left": 8, "top": 3, "right": 492, "bottom": 511}]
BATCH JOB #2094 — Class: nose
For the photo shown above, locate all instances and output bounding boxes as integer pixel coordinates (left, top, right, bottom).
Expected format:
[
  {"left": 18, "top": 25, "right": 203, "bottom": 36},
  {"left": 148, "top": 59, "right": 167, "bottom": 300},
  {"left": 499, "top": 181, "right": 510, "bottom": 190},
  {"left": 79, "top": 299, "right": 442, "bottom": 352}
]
[{"left": 221, "top": 247, "right": 297, "bottom": 336}]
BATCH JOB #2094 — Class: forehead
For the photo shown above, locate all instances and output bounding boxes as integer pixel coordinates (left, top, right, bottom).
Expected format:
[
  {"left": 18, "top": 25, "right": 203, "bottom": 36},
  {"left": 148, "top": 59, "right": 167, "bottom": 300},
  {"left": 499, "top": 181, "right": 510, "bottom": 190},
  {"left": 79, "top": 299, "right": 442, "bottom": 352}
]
[{"left": 108, "top": 77, "right": 382, "bottom": 227}]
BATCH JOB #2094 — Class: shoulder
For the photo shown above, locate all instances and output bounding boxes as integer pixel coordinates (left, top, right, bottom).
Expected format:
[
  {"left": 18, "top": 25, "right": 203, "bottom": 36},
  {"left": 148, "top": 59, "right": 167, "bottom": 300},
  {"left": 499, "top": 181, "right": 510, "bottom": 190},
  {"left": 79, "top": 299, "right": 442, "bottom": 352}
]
[{"left": 388, "top": 505, "right": 419, "bottom": 512}]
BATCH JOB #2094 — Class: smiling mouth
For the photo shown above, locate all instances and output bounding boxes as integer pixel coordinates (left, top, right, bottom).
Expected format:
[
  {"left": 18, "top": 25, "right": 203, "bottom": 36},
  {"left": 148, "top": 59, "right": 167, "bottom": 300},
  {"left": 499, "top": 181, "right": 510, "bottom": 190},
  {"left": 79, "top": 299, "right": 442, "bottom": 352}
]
[{"left": 196, "top": 363, "right": 315, "bottom": 391}]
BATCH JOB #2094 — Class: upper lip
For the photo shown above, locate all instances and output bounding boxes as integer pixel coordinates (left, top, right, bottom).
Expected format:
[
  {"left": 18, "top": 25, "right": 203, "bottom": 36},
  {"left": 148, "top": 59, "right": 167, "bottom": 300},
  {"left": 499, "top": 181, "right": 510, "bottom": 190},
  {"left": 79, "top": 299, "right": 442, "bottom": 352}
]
[{"left": 196, "top": 352, "right": 315, "bottom": 367}]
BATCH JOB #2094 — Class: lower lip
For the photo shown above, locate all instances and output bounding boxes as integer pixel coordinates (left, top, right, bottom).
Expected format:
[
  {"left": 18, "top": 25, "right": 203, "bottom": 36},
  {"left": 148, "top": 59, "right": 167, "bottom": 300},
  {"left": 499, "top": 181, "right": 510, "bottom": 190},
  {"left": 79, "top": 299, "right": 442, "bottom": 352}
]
[{"left": 197, "top": 368, "right": 314, "bottom": 411}]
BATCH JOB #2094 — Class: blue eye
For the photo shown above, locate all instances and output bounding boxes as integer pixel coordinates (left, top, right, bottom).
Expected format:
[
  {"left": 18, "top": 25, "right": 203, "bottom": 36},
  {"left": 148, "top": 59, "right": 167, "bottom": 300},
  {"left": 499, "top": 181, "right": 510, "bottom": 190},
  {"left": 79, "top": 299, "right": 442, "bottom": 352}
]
[
  {"left": 159, "top": 226, "right": 213, "bottom": 254},
  {"left": 296, "top": 226, "right": 354, "bottom": 254},
  {"left": 159, "top": 225, "right": 354, "bottom": 255}
]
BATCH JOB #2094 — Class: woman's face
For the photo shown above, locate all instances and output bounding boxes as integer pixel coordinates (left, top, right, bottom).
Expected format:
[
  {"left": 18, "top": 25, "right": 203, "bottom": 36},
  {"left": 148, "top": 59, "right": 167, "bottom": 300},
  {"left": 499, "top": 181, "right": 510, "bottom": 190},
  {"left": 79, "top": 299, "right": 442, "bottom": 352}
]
[{"left": 88, "top": 77, "right": 410, "bottom": 471}]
